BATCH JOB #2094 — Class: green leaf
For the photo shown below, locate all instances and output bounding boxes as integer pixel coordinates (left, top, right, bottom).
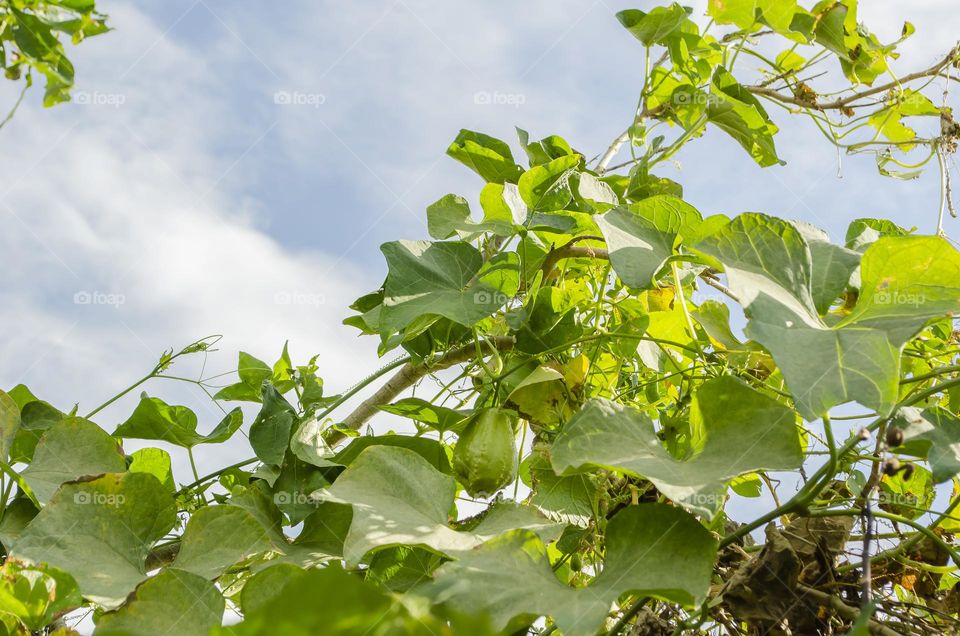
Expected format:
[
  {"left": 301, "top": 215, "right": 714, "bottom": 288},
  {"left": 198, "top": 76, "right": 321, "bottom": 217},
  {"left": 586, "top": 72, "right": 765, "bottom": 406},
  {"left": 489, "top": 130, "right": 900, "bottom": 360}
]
[
  {"left": 378, "top": 398, "right": 468, "bottom": 433},
  {"left": 776, "top": 49, "right": 807, "bottom": 72},
  {"left": 114, "top": 396, "right": 243, "bottom": 448},
  {"left": 0, "top": 560, "right": 80, "bottom": 632},
  {"left": 896, "top": 407, "right": 960, "bottom": 483},
  {"left": 814, "top": 1, "right": 889, "bottom": 85},
  {"left": 0, "top": 389, "right": 20, "bottom": 462},
  {"left": 22, "top": 417, "right": 126, "bottom": 504},
  {"left": 707, "top": 66, "right": 781, "bottom": 167},
  {"left": 11, "top": 472, "right": 176, "bottom": 606},
  {"left": 427, "top": 194, "right": 476, "bottom": 239},
  {"left": 10, "top": 400, "right": 63, "bottom": 464},
  {"left": 366, "top": 545, "right": 445, "bottom": 592},
  {"left": 214, "top": 352, "right": 272, "bottom": 402},
  {"left": 172, "top": 506, "right": 272, "bottom": 580},
  {"left": 708, "top": 0, "right": 801, "bottom": 36},
  {"left": 576, "top": 173, "right": 619, "bottom": 211},
  {"left": 845, "top": 217, "right": 909, "bottom": 252},
  {"left": 250, "top": 384, "right": 297, "bottom": 466},
  {"left": 95, "top": 568, "right": 224, "bottom": 636},
  {"left": 430, "top": 504, "right": 717, "bottom": 635},
  {"left": 516, "top": 128, "right": 575, "bottom": 167},
  {"left": 220, "top": 564, "right": 456, "bottom": 636},
  {"left": 318, "top": 445, "right": 559, "bottom": 565},
  {"left": 479, "top": 182, "right": 527, "bottom": 234},
  {"left": 528, "top": 451, "right": 598, "bottom": 525},
  {"left": 597, "top": 196, "right": 698, "bottom": 290},
  {"left": 0, "top": 498, "right": 39, "bottom": 552},
  {"left": 792, "top": 221, "right": 861, "bottom": 314},
  {"left": 271, "top": 453, "right": 331, "bottom": 524},
  {"left": 380, "top": 240, "right": 519, "bottom": 332},
  {"left": 447, "top": 130, "right": 523, "bottom": 183},
  {"left": 878, "top": 464, "right": 934, "bottom": 520},
  {"left": 334, "top": 434, "right": 452, "bottom": 474},
  {"left": 617, "top": 5, "right": 691, "bottom": 46},
  {"left": 128, "top": 448, "right": 175, "bottom": 491},
  {"left": 837, "top": 236, "right": 960, "bottom": 344},
  {"left": 698, "top": 215, "right": 960, "bottom": 419},
  {"left": 552, "top": 376, "right": 802, "bottom": 517},
  {"left": 518, "top": 154, "right": 580, "bottom": 212},
  {"left": 289, "top": 418, "right": 336, "bottom": 467}
]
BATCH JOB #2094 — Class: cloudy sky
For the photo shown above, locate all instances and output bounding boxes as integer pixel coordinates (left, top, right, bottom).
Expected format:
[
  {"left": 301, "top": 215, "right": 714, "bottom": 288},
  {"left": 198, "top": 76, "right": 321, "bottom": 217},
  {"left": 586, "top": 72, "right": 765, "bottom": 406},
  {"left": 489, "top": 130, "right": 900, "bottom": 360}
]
[{"left": 0, "top": 0, "right": 957, "bottom": 481}]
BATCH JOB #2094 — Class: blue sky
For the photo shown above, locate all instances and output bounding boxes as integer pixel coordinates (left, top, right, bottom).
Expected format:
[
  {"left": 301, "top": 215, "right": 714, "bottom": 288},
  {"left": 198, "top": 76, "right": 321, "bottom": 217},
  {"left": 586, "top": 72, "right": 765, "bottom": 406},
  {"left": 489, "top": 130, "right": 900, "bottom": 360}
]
[{"left": 0, "top": 0, "right": 957, "bottom": 481}]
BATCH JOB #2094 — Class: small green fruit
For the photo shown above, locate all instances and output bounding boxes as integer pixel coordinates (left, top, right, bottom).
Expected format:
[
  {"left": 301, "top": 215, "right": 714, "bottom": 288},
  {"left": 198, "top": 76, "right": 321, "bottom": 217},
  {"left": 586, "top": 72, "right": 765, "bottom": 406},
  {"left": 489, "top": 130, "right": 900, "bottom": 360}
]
[{"left": 453, "top": 407, "right": 518, "bottom": 497}]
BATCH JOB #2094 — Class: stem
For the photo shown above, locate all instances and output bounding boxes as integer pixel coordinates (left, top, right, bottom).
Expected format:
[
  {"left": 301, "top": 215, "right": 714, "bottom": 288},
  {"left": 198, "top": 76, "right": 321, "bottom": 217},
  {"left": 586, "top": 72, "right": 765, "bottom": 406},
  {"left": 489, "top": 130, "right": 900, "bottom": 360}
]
[
  {"left": 722, "top": 414, "right": 840, "bottom": 547},
  {"left": 175, "top": 457, "right": 259, "bottom": 496},
  {"left": 795, "top": 584, "right": 900, "bottom": 636},
  {"left": 606, "top": 596, "right": 651, "bottom": 636},
  {"left": 810, "top": 508, "right": 960, "bottom": 568},
  {"left": 0, "top": 459, "right": 39, "bottom": 508},
  {"left": 187, "top": 447, "right": 200, "bottom": 482},
  {"left": 84, "top": 372, "right": 154, "bottom": 419},
  {"left": 672, "top": 261, "right": 705, "bottom": 360},
  {"left": 513, "top": 420, "right": 527, "bottom": 500},
  {"left": 325, "top": 337, "right": 517, "bottom": 446}
]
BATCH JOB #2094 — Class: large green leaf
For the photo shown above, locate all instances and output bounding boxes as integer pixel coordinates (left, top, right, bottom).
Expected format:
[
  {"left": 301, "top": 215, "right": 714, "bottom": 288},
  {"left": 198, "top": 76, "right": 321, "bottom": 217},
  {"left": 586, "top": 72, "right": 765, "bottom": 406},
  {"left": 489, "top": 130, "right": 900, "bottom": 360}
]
[
  {"left": 317, "top": 445, "right": 559, "bottom": 565},
  {"left": 447, "top": 130, "right": 523, "bottom": 184},
  {"left": 552, "top": 376, "right": 802, "bottom": 517},
  {"left": 430, "top": 504, "right": 717, "bottom": 635},
  {"left": 94, "top": 568, "right": 224, "bottom": 636},
  {"left": 697, "top": 215, "right": 960, "bottom": 419},
  {"left": 596, "top": 196, "right": 703, "bottom": 290},
  {"left": 837, "top": 236, "right": 960, "bottom": 344},
  {"left": 113, "top": 396, "right": 243, "bottom": 448},
  {"left": 172, "top": 506, "right": 273, "bottom": 580},
  {"left": 11, "top": 472, "right": 176, "bottom": 606},
  {"left": 21, "top": 418, "right": 126, "bottom": 503},
  {"left": 380, "top": 240, "right": 519, "bottom": 332}
]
